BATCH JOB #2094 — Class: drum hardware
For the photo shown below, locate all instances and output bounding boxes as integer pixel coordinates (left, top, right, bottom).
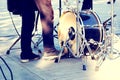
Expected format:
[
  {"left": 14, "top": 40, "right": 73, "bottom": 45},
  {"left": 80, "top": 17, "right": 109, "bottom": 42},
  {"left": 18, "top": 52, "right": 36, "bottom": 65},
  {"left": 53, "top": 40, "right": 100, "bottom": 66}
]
[
  {"left": 55, "top": 38, "right": 76, "bottom": 63},
  {"left": 95, "top": 43, "right": 110, "bottom": 71},
  {"left": 56, "top": 0, "right": 103, "bottom": 71},
  {"left": 109, "top": 0, "right": 114, "bottom": 59},
  {"left": 80, "top": 10, "right": 107, "bottom": 71},
  {"left": 56, "top": 12, "right": 95, "bottom": 71},
  {"left": 59, "top": 0, "right": 62, "bottom": 17},
  {"left": 56, "top": 0, "right": 119, "bottom": 71},
  {"left": 59, "top": 0, "right": 119, "bottom": 71},
  {"left": 96, "top": 0, "right": 120, "bottom": 70},
  {"left": 55, "top": 9, "right": 85, "bottom": 61},
  {"left": 103, "top": 14, "right": 116, "bottom": 29},
  {"left": 88, "top": 39, "right": 98, "bottom": 46},
  {"left": 95, "top": 54, "right": 106, "bottom": 71},
  {"left": 95, "top": 21, "right": 119, "bottom": 71},
  {"left": 56, "top": 9, "right": 106, "bottom": 70}
]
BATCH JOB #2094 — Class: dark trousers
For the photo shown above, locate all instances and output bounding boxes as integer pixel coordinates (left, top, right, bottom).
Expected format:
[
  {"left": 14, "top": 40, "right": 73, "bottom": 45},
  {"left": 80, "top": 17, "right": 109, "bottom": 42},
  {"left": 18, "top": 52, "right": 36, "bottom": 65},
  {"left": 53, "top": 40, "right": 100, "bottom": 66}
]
[
  {"left": 82, "top": 0, "right": 93, "bottom": 10},
  {"left": 21, "top": 10, "right": 35, "bottom": 55},
  {"left": 20, "top": 0, "right": 36, "bottom": 55}
]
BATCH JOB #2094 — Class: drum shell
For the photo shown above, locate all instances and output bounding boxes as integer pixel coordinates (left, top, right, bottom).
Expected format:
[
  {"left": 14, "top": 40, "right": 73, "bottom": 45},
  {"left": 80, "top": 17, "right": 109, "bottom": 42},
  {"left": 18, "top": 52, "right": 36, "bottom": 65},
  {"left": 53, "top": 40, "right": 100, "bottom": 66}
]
[{"left": 80, "top": 10, "right": 103, "bottom": 53}]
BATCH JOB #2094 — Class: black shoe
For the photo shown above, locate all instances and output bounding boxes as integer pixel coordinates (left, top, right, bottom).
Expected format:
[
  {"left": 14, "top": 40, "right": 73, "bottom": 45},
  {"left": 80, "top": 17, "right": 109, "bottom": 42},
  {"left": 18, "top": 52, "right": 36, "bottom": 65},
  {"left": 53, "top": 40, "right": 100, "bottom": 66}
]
[{"left": 20, "top": 53, "right": 40, "bottom": 63}]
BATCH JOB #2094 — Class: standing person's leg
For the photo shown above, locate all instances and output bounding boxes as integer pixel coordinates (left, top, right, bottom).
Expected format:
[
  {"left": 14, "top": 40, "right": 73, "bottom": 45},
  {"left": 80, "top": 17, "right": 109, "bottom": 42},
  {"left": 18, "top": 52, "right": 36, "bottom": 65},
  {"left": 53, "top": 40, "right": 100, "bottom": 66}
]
[
  {"left": 81, "top": 0, "right": 93, "bottom": 10},
  {"left": 20, "top": 0, "right": 40, "bottom": 62},
  {"left": 35, "top": 0, "right": 59, "bottom": 56}
]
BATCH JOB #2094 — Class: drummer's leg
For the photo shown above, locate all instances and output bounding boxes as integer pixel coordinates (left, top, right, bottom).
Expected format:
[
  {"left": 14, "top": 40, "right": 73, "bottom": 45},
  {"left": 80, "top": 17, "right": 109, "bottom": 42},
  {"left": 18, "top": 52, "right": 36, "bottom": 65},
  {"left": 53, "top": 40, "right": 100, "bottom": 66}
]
[{"left": 35, "top": 0, "right": 59, "bottom": 56}]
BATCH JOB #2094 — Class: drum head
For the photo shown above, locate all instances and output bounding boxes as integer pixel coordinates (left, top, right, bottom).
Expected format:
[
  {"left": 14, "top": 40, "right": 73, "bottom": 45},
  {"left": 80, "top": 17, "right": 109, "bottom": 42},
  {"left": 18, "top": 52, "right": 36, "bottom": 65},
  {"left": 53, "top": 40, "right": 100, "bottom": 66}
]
[{"left": 58, "top": 11, "right": 83, "bottom": 58}]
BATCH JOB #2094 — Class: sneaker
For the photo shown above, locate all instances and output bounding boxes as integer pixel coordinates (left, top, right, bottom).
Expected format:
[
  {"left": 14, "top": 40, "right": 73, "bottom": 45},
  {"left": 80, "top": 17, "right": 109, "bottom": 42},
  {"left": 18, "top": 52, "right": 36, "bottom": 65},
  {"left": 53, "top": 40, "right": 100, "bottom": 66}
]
[
  {"left": 42, "top": 49, "right": 59, "bottom": 60},
  {"left": 21, "top": 53, "right": 40, "bottom": 63}
]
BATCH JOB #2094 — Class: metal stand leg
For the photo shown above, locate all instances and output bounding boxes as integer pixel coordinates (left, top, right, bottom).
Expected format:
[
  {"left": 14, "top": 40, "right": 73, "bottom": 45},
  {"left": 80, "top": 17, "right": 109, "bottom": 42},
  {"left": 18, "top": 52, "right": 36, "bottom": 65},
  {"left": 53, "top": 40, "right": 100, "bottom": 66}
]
[{"left": 6, "top": 36, "right": 21, "bottom": 54}]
